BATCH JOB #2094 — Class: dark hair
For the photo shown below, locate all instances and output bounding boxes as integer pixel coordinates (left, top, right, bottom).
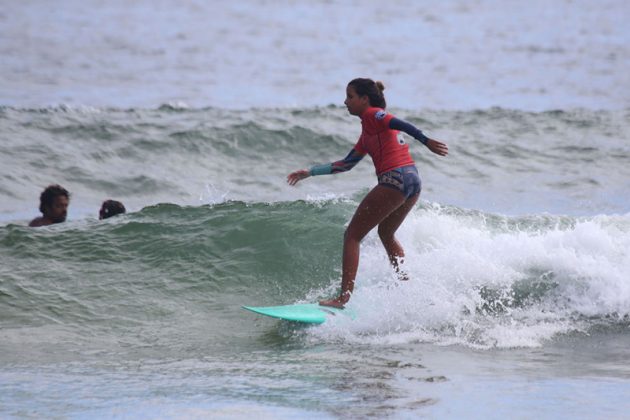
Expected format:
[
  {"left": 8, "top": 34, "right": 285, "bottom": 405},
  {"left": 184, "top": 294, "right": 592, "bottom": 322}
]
[
  {"left": 99, "top": 199, "right": 126, "bottom": 219},
  {"left": 39, "top": 184, "right": 70, "bottom": 213},
  {"left": 348, "top": 78, "right": 387, "bottom": 109}
]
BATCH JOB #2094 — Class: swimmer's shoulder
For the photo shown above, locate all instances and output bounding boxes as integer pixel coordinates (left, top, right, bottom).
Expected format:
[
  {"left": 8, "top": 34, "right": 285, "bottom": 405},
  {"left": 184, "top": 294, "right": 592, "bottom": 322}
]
[{"left": 29, "top": 217, "right": 48, "bottom": 227}]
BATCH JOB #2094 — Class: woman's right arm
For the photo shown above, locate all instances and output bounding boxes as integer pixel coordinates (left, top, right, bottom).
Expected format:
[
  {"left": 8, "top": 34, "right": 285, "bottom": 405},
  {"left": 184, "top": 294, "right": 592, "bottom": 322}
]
[{"left": 287, "top": 148, "right": 365, "bottom": 185}]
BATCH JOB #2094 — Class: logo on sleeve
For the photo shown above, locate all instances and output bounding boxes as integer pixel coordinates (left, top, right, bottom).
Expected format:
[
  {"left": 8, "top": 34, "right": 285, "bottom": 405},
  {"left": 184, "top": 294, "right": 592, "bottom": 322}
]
[{"left": 375, "top": 110, "right": 387, "bottom": 120}]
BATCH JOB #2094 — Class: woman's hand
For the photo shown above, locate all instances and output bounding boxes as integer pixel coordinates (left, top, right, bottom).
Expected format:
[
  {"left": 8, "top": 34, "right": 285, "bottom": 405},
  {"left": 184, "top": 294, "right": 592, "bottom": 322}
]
[
  {"left": 426, "top": 138, "right": 449, "bottom": 156},
  {"left": 287, "top": 169, "right": 310, "bottom": 186}
]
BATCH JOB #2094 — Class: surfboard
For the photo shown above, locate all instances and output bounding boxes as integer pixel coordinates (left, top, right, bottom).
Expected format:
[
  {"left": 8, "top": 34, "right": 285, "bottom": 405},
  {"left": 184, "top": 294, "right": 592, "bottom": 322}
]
[{"left": 242, "top": 303, "right": 352, "bottom": 324}]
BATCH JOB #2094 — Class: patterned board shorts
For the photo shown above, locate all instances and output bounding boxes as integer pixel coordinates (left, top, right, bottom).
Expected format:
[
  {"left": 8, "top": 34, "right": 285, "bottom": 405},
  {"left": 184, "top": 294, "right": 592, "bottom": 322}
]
[{"left": 377, "top": 165, "right": 422, "bottom": 199}]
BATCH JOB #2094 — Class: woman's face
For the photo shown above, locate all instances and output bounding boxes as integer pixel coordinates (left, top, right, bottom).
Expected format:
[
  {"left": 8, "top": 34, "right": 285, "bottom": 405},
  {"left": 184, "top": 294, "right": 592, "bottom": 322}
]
[{"left": 344, "top": 85, "right": 369, "bottom": 116}]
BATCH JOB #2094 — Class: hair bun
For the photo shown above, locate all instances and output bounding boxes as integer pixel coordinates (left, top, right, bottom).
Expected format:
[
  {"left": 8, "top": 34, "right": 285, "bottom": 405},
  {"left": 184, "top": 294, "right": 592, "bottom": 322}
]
[{"left": 375, "top": 81, "right": 385, "bottom": 91}]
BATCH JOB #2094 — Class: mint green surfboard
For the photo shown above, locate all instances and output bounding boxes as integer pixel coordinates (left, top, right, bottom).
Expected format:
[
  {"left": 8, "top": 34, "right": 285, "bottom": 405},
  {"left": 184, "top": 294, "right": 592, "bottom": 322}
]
[{"left": 242, "top": 303, "right": 352, "bottom": 324}]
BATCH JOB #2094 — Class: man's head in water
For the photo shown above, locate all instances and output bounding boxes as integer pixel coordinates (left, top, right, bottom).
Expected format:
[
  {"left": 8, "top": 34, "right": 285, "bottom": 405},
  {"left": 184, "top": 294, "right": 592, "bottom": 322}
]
[
  {"left": 99, "top": 200, "right": 126, "bottom": 220},
  {"left": 29, "top": 184, "right": 70, "bottom": 227}
]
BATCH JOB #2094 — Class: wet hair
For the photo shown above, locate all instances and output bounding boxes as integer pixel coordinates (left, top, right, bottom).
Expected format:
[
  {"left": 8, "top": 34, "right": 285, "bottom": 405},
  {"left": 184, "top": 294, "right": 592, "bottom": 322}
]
[
  {"left": 39, "top": 184, "right": 70, "bottom": 214},
  {"left": 348, "top": 78, "right": 387, "bottom": 109},
  {"left": 99, "top": 200, "right": 126, "bottom": 219}
]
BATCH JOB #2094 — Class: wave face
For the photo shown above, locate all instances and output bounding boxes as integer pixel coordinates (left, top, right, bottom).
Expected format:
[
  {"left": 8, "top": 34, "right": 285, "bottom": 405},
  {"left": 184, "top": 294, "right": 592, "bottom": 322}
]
[{"left": 2, "top": 199, "right": 629, "bottom": 350}]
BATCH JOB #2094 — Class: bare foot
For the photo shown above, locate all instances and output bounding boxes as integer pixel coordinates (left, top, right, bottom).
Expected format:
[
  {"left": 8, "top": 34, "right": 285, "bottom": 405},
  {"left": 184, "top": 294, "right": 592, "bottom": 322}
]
[{"left": 319, "top": 298, "right": 345, "bottom": 309}]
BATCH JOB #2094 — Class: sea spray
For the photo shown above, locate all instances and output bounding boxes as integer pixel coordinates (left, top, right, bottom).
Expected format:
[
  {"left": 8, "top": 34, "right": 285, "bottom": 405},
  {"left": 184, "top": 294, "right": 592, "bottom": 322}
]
[{"left": 309, "top": 206, "right": 630, "bottom": 348}]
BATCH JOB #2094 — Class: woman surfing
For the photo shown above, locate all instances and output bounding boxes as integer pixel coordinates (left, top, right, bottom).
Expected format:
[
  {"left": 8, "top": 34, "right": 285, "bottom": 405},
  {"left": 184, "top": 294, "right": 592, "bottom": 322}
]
[{"left": 288, "top": 78, "right": 448, "bottom": 308}]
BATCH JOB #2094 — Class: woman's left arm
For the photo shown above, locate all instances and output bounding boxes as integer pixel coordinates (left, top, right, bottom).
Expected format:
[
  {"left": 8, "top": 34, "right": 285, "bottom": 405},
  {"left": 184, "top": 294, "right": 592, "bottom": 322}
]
[{"left": 389, "top": 117, "right": 448, "bottom": 156}]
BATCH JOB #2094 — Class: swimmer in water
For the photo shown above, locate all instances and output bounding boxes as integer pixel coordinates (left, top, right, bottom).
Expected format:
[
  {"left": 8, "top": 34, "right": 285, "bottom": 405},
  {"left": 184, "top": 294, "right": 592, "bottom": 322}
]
[
  {"left": 99, "top": 199, "right": 126, "bottom": 220},
  {"left": 29, "top": 184, "right": 70, "bottom": 227}
]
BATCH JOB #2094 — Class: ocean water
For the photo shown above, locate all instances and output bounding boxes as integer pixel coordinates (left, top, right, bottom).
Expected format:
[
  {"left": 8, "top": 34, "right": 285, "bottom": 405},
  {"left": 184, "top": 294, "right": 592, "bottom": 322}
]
[{"left": 1, "top": 1, "right": 630, "bottom": 419}]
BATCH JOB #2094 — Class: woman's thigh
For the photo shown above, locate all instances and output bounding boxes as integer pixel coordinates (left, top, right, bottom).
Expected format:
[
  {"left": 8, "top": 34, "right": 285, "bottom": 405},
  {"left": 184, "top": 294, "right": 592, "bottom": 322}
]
[
  {"left": 346, "top": 185, "right": 406, "bottom": 241},
  {"left": 378, "top": 192, "right": 419, "bottom": 239}
]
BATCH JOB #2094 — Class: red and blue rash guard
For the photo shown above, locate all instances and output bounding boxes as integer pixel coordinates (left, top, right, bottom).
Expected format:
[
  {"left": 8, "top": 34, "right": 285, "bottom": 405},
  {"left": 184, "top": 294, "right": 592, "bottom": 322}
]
[
  {"left": 353, "top": 107, "right": 415, "bottom": 175},
  {"left": 310, "top": 107, "right": 430, "bottom": 177}
]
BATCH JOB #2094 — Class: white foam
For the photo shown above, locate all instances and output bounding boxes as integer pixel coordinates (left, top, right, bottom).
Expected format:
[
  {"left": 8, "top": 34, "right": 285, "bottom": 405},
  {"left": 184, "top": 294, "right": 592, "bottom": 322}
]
[
  {"left": 309, "top": 207, "right": 630, "bottom": 348},
  {"left": 199, "top": 183, "right": 230, "bottom": 205}
]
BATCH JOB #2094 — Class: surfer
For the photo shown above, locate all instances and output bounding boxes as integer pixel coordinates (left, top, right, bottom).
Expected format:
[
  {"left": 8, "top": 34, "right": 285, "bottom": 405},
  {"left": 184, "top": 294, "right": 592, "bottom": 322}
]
[
  {"left": 287, "top": 78, "right": 448, "bottom": 308},
  {"left": 29, "top": 184, "right": 71, "bottom": 227}
]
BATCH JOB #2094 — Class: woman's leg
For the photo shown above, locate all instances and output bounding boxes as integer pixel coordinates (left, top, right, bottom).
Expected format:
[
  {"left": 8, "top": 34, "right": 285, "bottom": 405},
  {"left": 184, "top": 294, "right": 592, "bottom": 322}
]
[
  {"left": 320, "top": 185, "right": 405, "bottom": 307},
  {"left": 377, "top": 192, "right": 420, "bottom": 277}
]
